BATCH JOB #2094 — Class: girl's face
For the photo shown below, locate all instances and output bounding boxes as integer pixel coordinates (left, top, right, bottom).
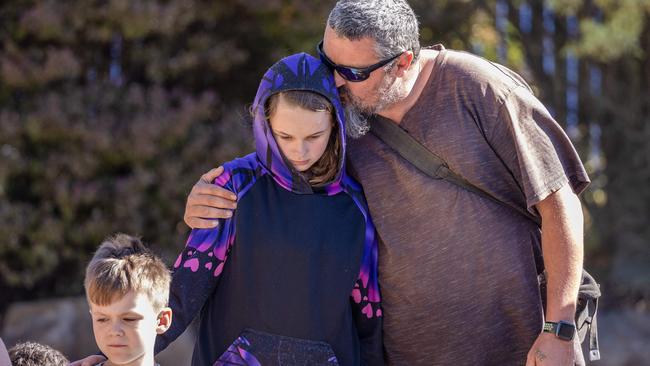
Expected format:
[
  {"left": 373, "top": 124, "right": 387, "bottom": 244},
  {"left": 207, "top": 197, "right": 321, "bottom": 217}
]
[{"left": 269, "top": 95, "right": 334, "bottom": 172}]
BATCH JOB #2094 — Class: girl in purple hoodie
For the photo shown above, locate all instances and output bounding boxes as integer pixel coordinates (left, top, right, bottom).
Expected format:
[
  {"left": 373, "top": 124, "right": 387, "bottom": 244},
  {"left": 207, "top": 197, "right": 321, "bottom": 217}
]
[{"left": 155, "top": 53, "right": 383, "bottom": 366}]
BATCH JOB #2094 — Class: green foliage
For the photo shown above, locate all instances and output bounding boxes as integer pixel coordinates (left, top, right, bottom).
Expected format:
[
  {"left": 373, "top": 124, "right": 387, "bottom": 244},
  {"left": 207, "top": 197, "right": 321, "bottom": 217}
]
[
  {"left": 0, "top": 81, "right": 237, "bottom": 298},
  {"left": 0, "top": 0, "right": 332, "bottom": 313},
  {"left": 547, "top": 0, "right": 650, "bottom": 61},
  {"left": 0, "top": 0, "right": 648, "bottom": 314},
  {"left": 504, "top": 0, "right": 650, "bottom": 302}
]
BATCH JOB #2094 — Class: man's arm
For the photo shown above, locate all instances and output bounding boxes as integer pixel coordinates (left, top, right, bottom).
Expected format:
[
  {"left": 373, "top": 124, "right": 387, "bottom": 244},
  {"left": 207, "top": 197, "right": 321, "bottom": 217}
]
[
  {"left": 184, "top": 166, "right": 238, "bottom": 228},
  {"left": 526, "top": 183, "right": 584, "bottom": 366}
]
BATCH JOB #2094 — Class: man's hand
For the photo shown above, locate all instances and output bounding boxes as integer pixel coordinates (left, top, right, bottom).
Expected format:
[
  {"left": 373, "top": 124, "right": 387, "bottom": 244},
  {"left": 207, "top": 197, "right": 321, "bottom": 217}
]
[
  {"left": 68, "top": 355, "right": 106, "bottom": 366},
  {"left": 184, "top": 166, "right": 238, "bottom": 229},
  {"left": 526, "top": 332, "right": 574, "bottom": 365}
]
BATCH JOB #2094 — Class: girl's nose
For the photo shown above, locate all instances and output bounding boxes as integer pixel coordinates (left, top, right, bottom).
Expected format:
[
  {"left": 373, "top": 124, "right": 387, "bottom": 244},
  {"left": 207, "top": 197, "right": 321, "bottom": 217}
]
[{"left": 296, "top": 141, "right": 308, "bottom": 157}]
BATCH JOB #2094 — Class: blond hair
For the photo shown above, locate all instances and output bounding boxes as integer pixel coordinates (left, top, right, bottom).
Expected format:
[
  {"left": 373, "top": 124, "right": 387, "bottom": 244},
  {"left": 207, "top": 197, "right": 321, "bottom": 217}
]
[
  {"left": 84, "top": 233, "right": 170, "bottom": 311},
  {"left": 266, "top": 91, "right": 341, "bottom": 186}
]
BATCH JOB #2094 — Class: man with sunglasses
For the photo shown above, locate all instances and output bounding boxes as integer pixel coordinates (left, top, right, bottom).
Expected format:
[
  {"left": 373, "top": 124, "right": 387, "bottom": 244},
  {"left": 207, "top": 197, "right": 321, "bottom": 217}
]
[{"left": 183, "top": 1, "right": 590, "bottom": 365}]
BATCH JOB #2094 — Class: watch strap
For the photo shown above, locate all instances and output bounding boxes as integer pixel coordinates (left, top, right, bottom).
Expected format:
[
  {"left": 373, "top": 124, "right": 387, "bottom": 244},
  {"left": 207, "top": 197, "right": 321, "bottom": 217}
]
[
  {"left": 543, "top": 320, "right": 576, "bottom": 341},
  {"left": 543, "top": 321, "right": 555, "bottom": 333}
]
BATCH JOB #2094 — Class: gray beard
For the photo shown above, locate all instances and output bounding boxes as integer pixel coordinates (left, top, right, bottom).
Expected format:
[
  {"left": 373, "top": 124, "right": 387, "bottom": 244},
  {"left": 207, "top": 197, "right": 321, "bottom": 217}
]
[
  {"left": 341, "top": 72, "right": 405, "bottom": 140},
  {"left": 343, "top": 103, "right": 370, "bottom": 139}
]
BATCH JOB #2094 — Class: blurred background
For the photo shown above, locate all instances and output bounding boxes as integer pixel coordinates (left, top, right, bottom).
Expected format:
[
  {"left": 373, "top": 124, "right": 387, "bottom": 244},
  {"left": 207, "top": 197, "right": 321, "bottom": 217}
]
[{"left": 0, "top": 0, "right": 648, "bottom": 364}]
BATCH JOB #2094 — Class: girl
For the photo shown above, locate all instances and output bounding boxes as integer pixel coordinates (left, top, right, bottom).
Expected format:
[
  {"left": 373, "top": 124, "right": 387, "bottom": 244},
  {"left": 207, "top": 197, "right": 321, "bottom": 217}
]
[{"left": 155, "top": 53, "right": 383, "bottom": 366}]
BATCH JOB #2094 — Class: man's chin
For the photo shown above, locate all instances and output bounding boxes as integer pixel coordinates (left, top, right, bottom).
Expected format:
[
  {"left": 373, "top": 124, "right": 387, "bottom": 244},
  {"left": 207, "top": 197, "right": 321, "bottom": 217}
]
[
  {"left": 348, "top": 99, "right": 378, "bottom": 116},
  {"left": 339, "top": 90, "right": 375, "bottom": 114}
]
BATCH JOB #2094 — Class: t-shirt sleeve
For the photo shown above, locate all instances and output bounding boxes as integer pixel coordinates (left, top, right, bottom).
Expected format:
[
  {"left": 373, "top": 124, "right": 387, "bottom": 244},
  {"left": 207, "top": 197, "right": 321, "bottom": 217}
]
[{"left": 488, "top": 85, "right": 590, "bottom": 211}]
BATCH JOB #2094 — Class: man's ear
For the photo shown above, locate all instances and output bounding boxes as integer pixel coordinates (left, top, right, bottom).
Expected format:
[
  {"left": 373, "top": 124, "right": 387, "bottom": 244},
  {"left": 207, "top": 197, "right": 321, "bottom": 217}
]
[
  {"left": 394, "top": 51, "right": 415, "bottom": 77},
  {"left": 156, "top": 307, "right": 173, "bottom": 334}
]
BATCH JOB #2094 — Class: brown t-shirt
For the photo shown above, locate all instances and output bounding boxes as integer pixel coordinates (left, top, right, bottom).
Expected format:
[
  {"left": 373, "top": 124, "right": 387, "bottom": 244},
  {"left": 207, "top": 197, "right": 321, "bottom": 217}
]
[{"left": 347, "top": 46, "right": 590, "bottom": 365}]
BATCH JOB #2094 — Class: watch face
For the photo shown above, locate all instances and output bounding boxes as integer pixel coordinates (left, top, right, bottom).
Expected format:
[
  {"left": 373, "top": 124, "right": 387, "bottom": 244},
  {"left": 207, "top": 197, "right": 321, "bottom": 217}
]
[{"left": 556, "top": 322, "right": 575, "bottom": 341}]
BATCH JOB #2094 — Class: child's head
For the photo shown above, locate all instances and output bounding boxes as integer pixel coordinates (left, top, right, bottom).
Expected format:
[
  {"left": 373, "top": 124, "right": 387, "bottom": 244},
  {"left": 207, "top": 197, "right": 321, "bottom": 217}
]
[
  {"left": 265, "top": 90, "right": 341, "bottom": 186},
  {"left": 84, "top": 234, "right": 172, "bottom": 365},
  {"left": 8, "top": 341, "right": 68, "bottom": 366}
]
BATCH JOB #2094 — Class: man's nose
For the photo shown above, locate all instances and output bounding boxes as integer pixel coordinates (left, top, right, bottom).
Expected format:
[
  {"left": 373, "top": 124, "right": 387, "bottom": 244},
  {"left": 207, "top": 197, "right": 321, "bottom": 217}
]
[{"left": 334, "top": 71, "right": 346, "bottom": 88}]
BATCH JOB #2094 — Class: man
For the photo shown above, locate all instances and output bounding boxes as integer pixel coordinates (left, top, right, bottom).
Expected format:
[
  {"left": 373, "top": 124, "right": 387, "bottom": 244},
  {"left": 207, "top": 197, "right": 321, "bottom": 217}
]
[{"left": 184, "top": 1, "right": 589, "bottom": 365}]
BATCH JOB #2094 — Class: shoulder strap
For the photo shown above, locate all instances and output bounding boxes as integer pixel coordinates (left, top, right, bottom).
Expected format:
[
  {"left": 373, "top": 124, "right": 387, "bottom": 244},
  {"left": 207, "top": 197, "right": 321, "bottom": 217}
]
[{"left": 369, "top": 114, "right": 541, "bottom": 227}]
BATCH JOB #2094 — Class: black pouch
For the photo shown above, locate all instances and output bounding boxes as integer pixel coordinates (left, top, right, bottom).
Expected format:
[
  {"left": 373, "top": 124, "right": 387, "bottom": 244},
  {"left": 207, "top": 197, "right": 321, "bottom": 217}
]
[
  {"left": 214, "top": 328, "right": 340, "bottom": 366},
  {"left": 539, "top": 269, "right": 601, "bottom": 361}
]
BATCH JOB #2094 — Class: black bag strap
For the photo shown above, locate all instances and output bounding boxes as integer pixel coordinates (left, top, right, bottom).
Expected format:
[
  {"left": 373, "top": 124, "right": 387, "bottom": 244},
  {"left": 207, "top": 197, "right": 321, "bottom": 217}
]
[
  {"left": 588, "top": 298, "right": 600, "bottom": 361},
  {"left": 369, "top": 114, "right": 601, "bottom": 360},
  {"left": 369, "top": 114, "right": 541, "bottom": 226}
]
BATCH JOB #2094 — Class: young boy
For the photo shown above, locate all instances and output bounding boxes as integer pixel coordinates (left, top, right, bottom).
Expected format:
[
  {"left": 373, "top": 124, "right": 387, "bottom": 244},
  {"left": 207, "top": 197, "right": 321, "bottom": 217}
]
[{"left": 84, "top": 234, "right": 172, "bottom": 366}]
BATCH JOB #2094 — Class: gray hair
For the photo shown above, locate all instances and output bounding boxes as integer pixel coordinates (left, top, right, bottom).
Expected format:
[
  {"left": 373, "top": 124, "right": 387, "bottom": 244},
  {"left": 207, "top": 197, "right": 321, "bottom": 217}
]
[{"left": 328, "top": 0, "right": 421, "bottom": 62}]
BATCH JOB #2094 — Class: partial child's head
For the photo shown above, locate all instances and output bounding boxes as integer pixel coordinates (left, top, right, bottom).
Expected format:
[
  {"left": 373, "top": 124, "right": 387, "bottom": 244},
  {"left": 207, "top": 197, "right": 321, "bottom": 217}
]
[
  {"left": 265, "top": 90, "right": 341, "bottom": 186},
  {"left": 84, "top": 234, "right": 172, "bottom": 365},
  {"left": 8, "top": 341, "right": 68, "bottom": 366}
]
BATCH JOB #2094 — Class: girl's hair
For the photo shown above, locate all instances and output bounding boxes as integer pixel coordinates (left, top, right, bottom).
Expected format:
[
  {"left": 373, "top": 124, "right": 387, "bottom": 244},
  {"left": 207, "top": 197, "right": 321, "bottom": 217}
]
[{"left": 265, "top": 91, "right": 342, "bottom": 186}]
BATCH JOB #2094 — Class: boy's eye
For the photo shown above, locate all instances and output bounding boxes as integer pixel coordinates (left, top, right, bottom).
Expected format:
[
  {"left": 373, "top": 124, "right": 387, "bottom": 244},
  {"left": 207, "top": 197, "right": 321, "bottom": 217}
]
[
  {"left": 96, "top": 318, "right": 108, "bottom": 323},
  {"left": 124, "top": 318, "right": 138, "bottom": 322}
]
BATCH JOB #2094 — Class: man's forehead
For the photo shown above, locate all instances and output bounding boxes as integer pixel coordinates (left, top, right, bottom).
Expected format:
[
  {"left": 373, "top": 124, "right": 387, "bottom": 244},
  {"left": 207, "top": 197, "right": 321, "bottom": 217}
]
[{"left": 323, "top": 27, "right": 379, "bottom": 66}]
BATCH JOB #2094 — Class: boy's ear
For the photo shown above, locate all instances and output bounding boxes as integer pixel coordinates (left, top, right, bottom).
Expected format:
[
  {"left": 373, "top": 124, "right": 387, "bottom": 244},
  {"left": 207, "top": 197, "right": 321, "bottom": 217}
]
[{"left": 156, "top": 307, "right": 173, "bottom": 334}]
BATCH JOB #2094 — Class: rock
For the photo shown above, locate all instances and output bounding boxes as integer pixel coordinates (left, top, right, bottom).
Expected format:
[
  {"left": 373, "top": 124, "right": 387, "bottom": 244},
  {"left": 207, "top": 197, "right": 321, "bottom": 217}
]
[{"left": 1, "top": 296, "right": 193, "bottom": 364}]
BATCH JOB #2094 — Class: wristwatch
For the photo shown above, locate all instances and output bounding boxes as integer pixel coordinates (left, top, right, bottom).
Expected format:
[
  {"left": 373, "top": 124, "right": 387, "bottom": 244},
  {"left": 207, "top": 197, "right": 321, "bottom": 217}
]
[{"left": 543, "top": 320, "right": 576, "bottom": 341}]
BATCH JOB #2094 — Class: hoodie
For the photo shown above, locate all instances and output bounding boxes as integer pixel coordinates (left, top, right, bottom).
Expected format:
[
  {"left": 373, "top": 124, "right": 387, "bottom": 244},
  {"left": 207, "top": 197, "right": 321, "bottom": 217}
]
[{"left": 155, "top": 53, "right": 383, "bottom": 366}]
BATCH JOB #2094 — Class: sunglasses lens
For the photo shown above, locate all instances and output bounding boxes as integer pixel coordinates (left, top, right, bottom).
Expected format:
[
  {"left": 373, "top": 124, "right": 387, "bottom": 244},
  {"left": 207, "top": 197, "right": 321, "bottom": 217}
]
[
  {"left": 318, "top": 41, "right": 370, "bottom": 82},
  {"left": 338, "top": 67, "right": 368, "bottom": 82}
]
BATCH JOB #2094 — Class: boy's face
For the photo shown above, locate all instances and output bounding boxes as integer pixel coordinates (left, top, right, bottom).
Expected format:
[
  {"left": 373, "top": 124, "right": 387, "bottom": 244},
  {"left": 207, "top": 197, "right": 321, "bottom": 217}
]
[{"left": 89, "top": 290, "right": 171, "bottom": 366}]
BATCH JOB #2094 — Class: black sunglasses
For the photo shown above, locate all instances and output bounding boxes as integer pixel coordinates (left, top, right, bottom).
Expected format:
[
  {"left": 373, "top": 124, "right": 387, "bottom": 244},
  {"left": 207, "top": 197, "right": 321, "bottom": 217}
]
[{"left": 317, "top": 40, "right": 404, "bottom": 82}]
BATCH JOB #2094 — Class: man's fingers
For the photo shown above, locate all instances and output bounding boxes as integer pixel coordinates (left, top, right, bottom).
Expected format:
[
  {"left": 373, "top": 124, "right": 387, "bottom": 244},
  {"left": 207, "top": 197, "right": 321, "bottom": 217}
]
[
  {"left": 200, "top": 166, "right": 225, "bottom": 183},
  {"left": 69, "top": 355, "right": 106, "bottom": 366},
  {"left": 525, "top": 356, "right": 536, "bottom": 366},
  {"left": 526, "top": 349, "right": 537, "bottom": 366},
  {"left": 191, "top": 194, "right": 237, "bottom": 210},
  {"left": 185, "top": 217, "right": 220, "bottom": 229},
  {"left": 187, "top": 205, "right": 233, "bottom": 220},
  {"left": 184, "top": 205, "right": 234, "bottom": 229},
  {"left": 184, "top": 166, "right": 236, "bottom": 229},
  {"left": 85, "top": 356, "right": 107, "bottom": 366},
  {"left": 192, "top": 183, "right": 238, "bottom": 202}
]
